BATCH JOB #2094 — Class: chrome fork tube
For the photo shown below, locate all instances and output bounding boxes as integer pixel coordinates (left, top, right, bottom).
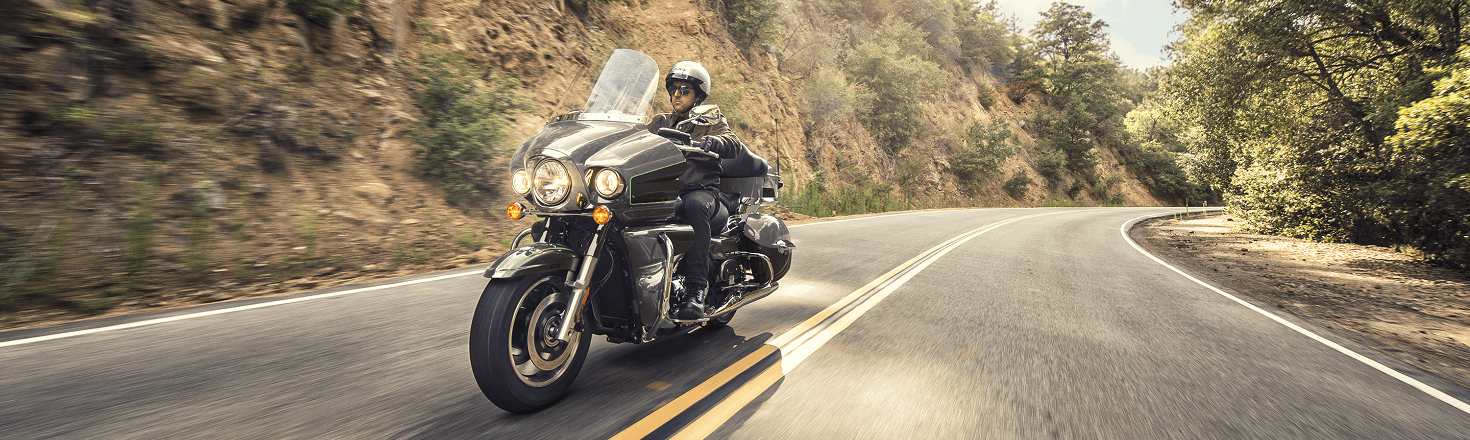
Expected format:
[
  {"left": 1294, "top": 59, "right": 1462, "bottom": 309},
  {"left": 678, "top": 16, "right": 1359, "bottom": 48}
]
[{"left": 553, "top": 223, "right": 607, "bottom": 342}]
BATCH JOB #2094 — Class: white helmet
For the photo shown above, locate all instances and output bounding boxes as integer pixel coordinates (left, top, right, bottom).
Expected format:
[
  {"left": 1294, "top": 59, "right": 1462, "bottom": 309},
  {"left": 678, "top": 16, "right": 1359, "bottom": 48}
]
[{"left": 666, "top": 61, "right": 711, "bottom": 101}]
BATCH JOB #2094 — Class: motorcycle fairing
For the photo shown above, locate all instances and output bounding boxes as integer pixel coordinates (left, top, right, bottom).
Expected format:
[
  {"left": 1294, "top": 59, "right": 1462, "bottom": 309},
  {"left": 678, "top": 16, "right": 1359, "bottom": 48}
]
[
  {"left": 484, "top": 242, "right": 579, "bottom": 279},
  {"left": 621, "top": 223, "right": 711, "bottom": 330},
  {"left": 509, "top": 120, "right": 688, "bottom": 222}
]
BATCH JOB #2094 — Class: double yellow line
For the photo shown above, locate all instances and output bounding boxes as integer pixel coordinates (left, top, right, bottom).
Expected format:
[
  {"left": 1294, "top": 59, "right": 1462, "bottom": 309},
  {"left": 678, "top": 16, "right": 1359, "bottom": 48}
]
[{"left": 611, "top": 211, "right": 1072, "bottom": 439}]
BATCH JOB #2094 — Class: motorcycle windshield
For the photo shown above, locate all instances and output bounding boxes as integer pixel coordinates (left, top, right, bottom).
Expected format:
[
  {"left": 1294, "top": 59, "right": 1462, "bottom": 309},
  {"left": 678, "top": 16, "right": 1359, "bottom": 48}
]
[{"left": 579, "top": 49, "right": 660, "bottom": 124}]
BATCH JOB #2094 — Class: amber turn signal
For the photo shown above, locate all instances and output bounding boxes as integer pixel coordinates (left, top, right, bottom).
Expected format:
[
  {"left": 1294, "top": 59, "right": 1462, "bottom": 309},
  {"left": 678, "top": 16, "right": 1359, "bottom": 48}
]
[
  {"left": 592, "top": 205, "right": 612, "bottom": 225},
  {"left": 506, "top": 203, "right": 525, "bottom": 220}
]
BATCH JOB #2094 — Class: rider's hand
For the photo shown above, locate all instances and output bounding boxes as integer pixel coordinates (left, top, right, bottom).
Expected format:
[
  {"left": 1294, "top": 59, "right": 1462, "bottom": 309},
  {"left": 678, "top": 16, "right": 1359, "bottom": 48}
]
[{"left": 697, "top": 137, "right": 723, "bottom": 153}]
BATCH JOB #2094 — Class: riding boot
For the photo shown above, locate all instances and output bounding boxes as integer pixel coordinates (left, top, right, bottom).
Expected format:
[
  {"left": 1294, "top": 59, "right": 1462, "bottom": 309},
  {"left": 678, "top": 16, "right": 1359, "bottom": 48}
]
[{"left": 675, "top": 283, "right": 707, "bottom": 320}]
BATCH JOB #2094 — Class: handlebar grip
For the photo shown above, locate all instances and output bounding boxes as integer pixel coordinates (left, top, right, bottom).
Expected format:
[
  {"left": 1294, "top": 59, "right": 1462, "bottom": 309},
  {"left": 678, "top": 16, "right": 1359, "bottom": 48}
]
[{"left": 657, "top": 127, "right": 692, "bottom": 145}]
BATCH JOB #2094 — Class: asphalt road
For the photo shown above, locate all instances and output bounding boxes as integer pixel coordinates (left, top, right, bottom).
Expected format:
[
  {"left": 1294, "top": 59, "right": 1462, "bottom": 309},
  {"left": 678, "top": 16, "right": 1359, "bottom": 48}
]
[{"left": 4, "top": 208, "right": 1469, "bottom": 439}]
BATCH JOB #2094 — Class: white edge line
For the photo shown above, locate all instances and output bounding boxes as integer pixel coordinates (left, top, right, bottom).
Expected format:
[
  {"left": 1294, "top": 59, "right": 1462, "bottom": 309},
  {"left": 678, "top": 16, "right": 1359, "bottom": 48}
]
[
  {"left": 1120, "top": 213, "right": 1470, "bottom": 415},
  {"left": 0, "top": 268, "right": 486, "bottom": 349}
]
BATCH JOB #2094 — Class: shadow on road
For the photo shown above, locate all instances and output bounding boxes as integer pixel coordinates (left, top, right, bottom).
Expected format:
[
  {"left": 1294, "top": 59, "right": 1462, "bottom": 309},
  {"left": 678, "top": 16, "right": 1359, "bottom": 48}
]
[{"left": 390, "top": 327, "right": 775, "bottom": 439}]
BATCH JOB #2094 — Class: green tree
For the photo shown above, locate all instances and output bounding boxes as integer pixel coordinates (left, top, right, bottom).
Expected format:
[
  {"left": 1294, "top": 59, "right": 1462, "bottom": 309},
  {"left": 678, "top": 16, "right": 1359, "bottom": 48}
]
[
  {"left": 952, "top": 0, "right": 1021, "bottom": 67},
  {"left": 1164, "top": 0, "right": 1467, "bottom": 256},
  {"left": 846, "top": 18, "right": 952, "bottom": 152},
  {"left": 1019, "top": 2, "right": 1128, "bottom": 174}
]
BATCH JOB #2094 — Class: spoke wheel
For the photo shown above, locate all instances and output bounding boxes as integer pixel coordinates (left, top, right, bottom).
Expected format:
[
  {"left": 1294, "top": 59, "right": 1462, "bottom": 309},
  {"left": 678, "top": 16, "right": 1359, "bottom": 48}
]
[{"left": 470, "top": 271, "right": 591, "bottom": 413}]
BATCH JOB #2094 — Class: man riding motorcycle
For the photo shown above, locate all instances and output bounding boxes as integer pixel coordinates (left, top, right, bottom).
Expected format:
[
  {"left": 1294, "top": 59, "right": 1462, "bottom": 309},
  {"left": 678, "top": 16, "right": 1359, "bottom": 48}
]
[{"left": 646, "top": 61, "right": 752, "bottom": 320}]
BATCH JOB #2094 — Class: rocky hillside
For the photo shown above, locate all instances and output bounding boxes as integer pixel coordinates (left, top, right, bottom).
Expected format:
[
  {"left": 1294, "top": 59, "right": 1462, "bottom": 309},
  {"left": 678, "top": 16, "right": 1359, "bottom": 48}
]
[{"left": 0, "top": 0, "right": 1171, "bottom": 329}]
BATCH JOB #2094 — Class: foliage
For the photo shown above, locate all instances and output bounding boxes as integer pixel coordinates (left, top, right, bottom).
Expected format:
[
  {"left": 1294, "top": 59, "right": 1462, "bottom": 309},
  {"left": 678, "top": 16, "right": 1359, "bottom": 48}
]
[
  {"left": 1091, "top": 173, "right": 1124, "bottom": 204},
  {"left": 951, "top": 0, "right": 1020, "bottom": 67},
  {"left": 977, "top": 85, "right": 997, "bottom": 109},
  {"left": 457, "top": 226, "right": 486, "bottom": 250},
  {"left": 1163, "top": 0, "right": 1468, "bottom": 264},
  {"left": 802, "top": 68, "right": 874, "bottom": 133},
  {"left": 709, "top": 70, "right": 754, "bottom": 129},
  {"left": 846, "top": 18, "right": 951, "bottom": 152},
  {"left": 1003, "top": 171, "right": 1033, "bottom": 197},
  {"left": 1067, "top": 179, "right": 1084, "bottom": 199},
  {"left": 412, "top": 48, "right": 529, "bottom": 206},
  {"left": 1386, "top": 49, "right": 1470, "bottom": 267},
  {"left": 725, "top": 0, "right": 786, "bottom": 47},
  {"left": 184, "top": 189, "right": 212, "bottom": 278},
  {"left": 1026, "top": 109, "right": 1095, "bottom": 172},
  {"left": 1014, "top": 3, "right": 1135, "bottom": 176},
  {"left": 54, "top": 103, "right": 97, "bottom": 128},
  {"left": 1036, "top": 150, "right": 1066, "bottom": 185},
  {"left": 951, "top": 119, "right": 1014, "bottom": 179},
  {"left": 120, "top": 163, "right": 161, "bottom": 296}
]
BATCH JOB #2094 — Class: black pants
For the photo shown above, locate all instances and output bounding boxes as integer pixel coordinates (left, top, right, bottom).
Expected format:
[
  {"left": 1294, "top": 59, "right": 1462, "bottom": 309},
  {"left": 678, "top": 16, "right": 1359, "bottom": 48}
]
[{"left": 674, "top": 190, "right": 719, "bottom": 289}]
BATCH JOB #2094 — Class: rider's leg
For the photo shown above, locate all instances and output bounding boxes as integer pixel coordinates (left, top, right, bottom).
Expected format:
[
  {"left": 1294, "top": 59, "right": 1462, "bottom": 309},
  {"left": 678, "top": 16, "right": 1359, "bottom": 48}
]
[{"left": 673, "top": 190, "right": 716, "bottom": 319}]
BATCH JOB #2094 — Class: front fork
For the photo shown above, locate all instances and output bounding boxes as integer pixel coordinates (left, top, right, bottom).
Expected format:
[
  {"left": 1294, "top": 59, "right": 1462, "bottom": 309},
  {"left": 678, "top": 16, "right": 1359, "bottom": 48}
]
[{"left": 553, "top": 222, "right": 609, "bottom": 342}]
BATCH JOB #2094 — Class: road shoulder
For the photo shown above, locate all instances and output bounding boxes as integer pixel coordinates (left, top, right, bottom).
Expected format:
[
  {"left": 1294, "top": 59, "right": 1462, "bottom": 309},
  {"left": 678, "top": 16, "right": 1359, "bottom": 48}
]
[{"left": 1131, "top": 213, "right": 1470, "bottom": 390}]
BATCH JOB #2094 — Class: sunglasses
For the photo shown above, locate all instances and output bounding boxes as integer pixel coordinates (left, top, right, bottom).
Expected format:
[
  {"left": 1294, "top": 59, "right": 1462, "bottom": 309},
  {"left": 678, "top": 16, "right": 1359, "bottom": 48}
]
[{"left": 667, "top": 84, "right": 695, "bottom": 96}]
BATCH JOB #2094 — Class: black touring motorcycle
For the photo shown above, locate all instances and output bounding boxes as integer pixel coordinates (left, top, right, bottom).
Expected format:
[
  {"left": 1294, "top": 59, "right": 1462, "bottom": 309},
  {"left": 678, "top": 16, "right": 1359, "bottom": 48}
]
[{"left": 468, "top": 49, "right": 794, "bottom": 413}]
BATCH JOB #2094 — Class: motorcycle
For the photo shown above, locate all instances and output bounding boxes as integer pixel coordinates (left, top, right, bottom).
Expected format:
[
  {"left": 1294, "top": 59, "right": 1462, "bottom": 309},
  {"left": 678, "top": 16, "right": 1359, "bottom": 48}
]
[{"left": 468, "top": 49, "right": 795, "bottom": 413}]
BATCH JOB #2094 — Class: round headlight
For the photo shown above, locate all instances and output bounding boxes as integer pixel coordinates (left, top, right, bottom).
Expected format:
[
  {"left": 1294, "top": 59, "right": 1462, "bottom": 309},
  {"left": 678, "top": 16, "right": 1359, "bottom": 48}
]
[
  {"left": 511, "top": 169, "right": 531, "bottom": 195},
  {"left": 533, "top": 160, "right": 571, "bottom": 205},
  {"left": 593, "top": 168, "right": 624, "bottom": 198}
]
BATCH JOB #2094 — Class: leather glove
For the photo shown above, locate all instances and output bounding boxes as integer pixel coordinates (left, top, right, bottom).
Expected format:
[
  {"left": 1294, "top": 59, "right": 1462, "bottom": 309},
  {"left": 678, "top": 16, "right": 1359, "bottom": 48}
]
[{"left": 697, "top": 136, "right": 723, "bottom": 153}]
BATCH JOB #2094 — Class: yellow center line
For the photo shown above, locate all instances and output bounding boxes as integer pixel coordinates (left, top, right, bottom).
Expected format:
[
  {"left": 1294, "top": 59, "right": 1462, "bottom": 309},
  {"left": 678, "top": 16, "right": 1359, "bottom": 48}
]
[{"left": 611, "top": 210, "right": 1076, "bottom": 439}]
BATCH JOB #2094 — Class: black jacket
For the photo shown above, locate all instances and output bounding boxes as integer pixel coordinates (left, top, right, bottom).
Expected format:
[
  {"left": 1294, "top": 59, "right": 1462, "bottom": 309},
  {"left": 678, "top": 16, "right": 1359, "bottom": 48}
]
[{"left": 647, "top": 105, "right": 750, "bottom": 194}]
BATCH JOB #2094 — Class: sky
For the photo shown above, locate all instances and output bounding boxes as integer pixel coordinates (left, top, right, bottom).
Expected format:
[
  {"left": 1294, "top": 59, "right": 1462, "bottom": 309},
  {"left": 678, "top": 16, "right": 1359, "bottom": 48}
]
[{"left": 993, "top": 0, "right": 1188, "bottom": 71}]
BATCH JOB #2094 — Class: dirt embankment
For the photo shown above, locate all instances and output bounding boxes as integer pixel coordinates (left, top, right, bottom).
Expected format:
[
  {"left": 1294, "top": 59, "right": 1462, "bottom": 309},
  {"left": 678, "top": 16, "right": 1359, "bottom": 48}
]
[{"left": 1133, "top": 214, "right": 1470, "bottom": 389}]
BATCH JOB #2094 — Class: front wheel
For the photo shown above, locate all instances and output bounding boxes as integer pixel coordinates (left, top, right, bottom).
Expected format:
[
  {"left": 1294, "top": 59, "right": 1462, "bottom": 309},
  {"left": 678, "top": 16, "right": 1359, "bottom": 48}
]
[{"left": 468, "top": 271, "right": 591, "bottom": 413}]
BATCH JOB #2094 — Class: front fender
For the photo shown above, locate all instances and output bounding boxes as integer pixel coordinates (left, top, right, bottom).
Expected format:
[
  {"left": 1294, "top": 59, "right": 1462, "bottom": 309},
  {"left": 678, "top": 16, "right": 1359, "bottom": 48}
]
[{"left": 484, "top": 242, "right": 579, "bottom": 279}]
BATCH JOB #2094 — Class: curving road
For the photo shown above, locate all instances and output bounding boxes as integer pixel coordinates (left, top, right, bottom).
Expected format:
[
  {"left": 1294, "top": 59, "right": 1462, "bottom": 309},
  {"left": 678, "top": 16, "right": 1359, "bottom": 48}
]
[{"left": 3, "top": 208, "right": 1469, "bottom": 439}]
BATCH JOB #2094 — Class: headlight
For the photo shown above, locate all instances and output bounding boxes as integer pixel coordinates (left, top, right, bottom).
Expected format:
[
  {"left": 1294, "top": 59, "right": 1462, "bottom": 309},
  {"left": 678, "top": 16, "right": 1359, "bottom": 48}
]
[
  {"left": 593, "top": 168, "right": 624, "bottom": 198},
  {"left": 533, "top": 160, "right": 571, "bottom": 205},
  {"left": 511, "top": 169, "right": 531, "bottom": 195}
]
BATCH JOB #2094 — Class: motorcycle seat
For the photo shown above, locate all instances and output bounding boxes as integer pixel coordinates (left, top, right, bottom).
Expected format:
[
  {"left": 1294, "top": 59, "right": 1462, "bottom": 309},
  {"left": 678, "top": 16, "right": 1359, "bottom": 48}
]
[{"left": 720, "top": 149, "right": 769, "bottom": 178}]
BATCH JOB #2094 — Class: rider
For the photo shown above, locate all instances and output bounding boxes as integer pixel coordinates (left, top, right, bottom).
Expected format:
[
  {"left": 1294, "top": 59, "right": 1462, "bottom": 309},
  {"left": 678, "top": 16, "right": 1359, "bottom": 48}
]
[{"left": 647, "top": 61, "right": 751, "bottom": 320}]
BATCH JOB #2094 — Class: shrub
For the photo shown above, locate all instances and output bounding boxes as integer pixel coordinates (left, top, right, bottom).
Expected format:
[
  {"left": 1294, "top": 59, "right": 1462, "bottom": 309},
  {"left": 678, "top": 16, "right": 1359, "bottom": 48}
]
[
  {"left": 725, "top": 0, "right": 785, "bottom": 47},
  {"left": 1067, "top": 179, "right": 1085, "bottom": 199},
  {"left": 1003, "top": 171, "right": 1033, "bottom": 197},
  {"left": 412, "top": 48, "right": 529, "bottom": 205},
  {"left": 977, "top": 86, "right": 997, "bottom": 109},
  {"left": 846, "top": 18, "right": 951, "bottom": 152},
  {"left": 1036, "top": 150, "right": 1066, "bottom": 185},
  {"left": 802, "top": 68, "right": 874, "bottom": 133},
  {"left": 951, "top": 119, "right": 1015, "bottom": 179},
  {"left": 1091, "top": 173, "right": 1124, "bottom": 203}
]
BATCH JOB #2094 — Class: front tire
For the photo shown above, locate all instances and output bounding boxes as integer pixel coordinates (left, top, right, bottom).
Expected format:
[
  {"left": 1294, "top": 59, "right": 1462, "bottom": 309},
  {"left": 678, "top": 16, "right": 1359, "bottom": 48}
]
[{"left": 468, "top": 271, "right": 592, "bottom": 413}]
